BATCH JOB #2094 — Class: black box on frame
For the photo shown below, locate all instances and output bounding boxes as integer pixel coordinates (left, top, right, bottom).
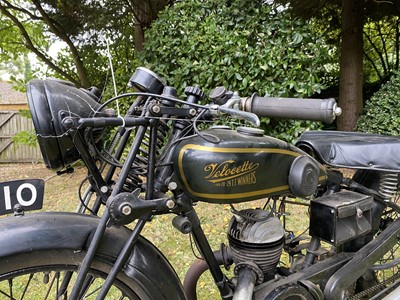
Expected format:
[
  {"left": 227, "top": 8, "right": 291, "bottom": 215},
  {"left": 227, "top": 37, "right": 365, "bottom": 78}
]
[{"left": 309, "top": 190, "right": 373, "bottom": 246}]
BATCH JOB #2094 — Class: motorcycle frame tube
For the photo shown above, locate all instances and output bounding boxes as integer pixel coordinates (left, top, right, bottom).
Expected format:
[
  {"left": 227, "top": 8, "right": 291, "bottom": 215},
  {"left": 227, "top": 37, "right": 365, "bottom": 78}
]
[
  {"left": 324, "top": 217, "right": 400, "bottom": 299},
  {"left": 70, "top": 93, "right": 206, "bottom": 298},
  {"left": 184, "top": 207, "right": 234, "bottom": 299},
  {"left": 80, "top": 97, "right": 147, "bottom": 214},
  {"left": 70, "top": 120, "right": 149, "bottom": 298},
  {"left": 96, "top": 218, "right": 148, "bottom": 299},
  {"left": 96, "top": 121, "right": 160, "bottom": 298},
  {"left": 70, "top": 98, "right": 180, "bottom": 298},
  {"left": 72, "top": 130, "right": 109, "bottom": 202},
  {"left": 78, "top": 128, "right": 125, "bottom": 214},
  {"left": 145, "top": 120, "right": 159, "bottom": 199},
  {"left": 0, "top": 212, "right": 186, "bottom": 299}
]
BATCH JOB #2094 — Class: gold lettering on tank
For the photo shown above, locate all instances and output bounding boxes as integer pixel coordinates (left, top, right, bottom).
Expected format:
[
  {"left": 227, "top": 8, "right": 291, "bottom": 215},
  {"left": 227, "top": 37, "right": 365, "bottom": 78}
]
[{"left": 204, "top": 160, "right": 259, "bottom": 186}]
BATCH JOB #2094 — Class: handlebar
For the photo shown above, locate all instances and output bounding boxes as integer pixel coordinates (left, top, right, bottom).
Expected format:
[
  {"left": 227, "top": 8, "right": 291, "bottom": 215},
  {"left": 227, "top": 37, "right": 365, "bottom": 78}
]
[
  {"left": 240, "top": 93, "right": 342, "bottom": 124},
  {"left": 79, "top": 88, "right": 341, "bottom": 129}
]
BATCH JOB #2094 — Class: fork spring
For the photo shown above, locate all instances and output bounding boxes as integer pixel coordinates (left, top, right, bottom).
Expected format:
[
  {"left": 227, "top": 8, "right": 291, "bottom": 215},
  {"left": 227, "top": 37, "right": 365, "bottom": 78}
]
[{"left": 124, "top": 121, "right": 169, "bottom": 192}]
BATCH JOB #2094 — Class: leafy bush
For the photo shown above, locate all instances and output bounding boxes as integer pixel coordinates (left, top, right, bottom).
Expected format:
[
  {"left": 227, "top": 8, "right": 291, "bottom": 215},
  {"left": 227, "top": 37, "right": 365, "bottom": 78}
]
[
  {"left": 12, "top": 110, "right": 37, "bottom": 146},
  {"left": 12, "top": 130, "right": 37, "bottom": 146},
  {"left": 139, "top": 0, "right": 337, "bottom": 141},
  {"left": 357, "top": 70, "right": 400, "bottom": 135}
]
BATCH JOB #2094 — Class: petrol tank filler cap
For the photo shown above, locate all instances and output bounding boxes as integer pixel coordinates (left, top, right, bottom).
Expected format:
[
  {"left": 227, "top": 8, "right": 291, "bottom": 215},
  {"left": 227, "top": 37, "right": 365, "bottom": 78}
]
[
  {"left": 209, "top": 125, "right": 231, "bottom": 130},
  {"left": 237, "top": 126, "right": 264, "bottom": 137}
]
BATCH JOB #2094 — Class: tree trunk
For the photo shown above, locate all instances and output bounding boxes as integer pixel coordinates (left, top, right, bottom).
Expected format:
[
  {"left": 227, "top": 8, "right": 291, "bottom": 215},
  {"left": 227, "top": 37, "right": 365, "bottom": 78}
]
[
  {"left": 134, "top": 23, "right": 145, "bottom": 52},
  {"left": 337, "top": 0, "right": 364, "bottom": 131},
  {"left": 129, "top": 0, "right": 173, "bottom": 52}
]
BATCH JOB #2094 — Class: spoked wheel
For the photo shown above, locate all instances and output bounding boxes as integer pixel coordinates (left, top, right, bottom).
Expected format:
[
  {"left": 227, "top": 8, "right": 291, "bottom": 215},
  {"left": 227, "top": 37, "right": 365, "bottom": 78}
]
[
  {"left": 0, "top": 213, "right": 186, "bottom": 300},
  {"left": 361, "top": 193, "right": 400, "bottom": 298},
  {"left": 0, "top": 250, "right": 150, "bottom": 300},
  {"left": 350, "top": 171, "right": 400, "bottom": 299},
  {"left": 350, "top": 195, "right": 400, "bottom": 299}
]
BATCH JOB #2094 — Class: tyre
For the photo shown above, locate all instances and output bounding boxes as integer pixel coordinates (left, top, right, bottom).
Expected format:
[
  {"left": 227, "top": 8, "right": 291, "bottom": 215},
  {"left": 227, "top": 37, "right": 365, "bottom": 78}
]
[
  {"left": 0, "top": 249, "right": 159, "bottom": 299},
  {"left": 0, "top": 212, "right": 186, "bottom": 300}
]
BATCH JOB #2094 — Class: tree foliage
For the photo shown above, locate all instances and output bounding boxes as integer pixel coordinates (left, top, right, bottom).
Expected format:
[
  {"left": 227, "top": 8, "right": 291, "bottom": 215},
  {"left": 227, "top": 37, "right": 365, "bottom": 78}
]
[
  {"left": 0, "top": 0, "right": 171, "bottom": 91},
  {"left": 0, "top": 54, "right": 35, "bottom": 91},
  {"left": 280, "top": 0, "right": 400, "bottom": 19},
  {"left": 284, "top": 1, "right": 400, "bottom": 85},
  {"left": 140, "top": 0, "right": 337, "bottom": 141},
  {"left": 0, "top": 0, "right": 91, "bottom": 86},
  {"left": 357, "top": 70, "right": 400, "bottom": 136},
  {"left": 363, "top": 16, "right": 400, "bottom": 83},
  {"left": 279, "top": 0, "right": 400, "bottom": 132}
]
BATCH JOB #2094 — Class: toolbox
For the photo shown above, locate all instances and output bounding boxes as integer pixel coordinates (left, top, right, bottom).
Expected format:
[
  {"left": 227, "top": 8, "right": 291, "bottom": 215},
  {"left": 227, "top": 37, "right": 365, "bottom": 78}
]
[{"left": 309, "top": 190, "right": 373, "bottom": 246}]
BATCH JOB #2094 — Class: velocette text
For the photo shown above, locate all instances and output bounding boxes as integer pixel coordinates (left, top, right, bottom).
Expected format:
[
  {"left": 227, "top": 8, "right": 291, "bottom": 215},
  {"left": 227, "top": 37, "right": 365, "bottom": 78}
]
[{"left": 204, "top": 160, "right": 259, "bottom": 186}]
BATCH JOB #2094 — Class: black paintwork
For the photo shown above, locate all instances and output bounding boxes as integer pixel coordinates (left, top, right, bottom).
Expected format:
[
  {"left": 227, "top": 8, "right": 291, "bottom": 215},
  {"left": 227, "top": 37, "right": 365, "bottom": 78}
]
[
  {"left": 173, "top": 128, "right": 325, "bottom": 203},
  {"left": 0, "top": 212, "right": 186, "bottom": 300},
  {"left": 26, "top": 79, "right": 104, "bottom": 170}
]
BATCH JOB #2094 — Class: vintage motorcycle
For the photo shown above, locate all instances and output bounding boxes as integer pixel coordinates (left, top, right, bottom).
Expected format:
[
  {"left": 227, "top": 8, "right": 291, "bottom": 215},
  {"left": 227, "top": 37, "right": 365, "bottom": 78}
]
[{"left": 0, "top": 67, "right": 399, "bottom": 300}]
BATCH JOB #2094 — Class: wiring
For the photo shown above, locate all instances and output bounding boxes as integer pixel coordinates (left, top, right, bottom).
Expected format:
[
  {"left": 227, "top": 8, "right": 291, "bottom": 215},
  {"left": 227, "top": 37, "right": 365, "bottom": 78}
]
[{"left": 78, "top": 175, "right": 96, "bottom": 215}]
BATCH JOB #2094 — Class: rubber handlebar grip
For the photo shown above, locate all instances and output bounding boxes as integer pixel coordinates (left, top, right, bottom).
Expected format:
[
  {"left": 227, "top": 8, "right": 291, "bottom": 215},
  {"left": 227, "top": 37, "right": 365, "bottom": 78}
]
[{"left": 241, "top": 93, "right": 341, "bottom": 124}]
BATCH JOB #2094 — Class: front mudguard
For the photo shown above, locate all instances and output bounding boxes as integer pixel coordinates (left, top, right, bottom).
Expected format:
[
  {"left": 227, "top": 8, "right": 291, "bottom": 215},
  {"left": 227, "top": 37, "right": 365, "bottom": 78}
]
[{"left": 0, "top": 212, "right": 186, "bottom": 300}]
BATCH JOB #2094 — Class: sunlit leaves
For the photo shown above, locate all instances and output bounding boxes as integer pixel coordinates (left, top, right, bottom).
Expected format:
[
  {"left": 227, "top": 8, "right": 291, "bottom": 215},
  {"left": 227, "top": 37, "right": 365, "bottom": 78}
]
[
  {"left": 0, "top": 0, "right": 148, "bottom": 91},
  {"left": 140, "top": 0, "right": 336, "bottom": 141}
]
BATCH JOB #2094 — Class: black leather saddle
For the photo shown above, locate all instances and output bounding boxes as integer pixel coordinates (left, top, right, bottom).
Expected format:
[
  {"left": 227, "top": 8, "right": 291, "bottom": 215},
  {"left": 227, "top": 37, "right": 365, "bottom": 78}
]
[{"left": 296, "top": 131, "right": 400, "bottom": 172}]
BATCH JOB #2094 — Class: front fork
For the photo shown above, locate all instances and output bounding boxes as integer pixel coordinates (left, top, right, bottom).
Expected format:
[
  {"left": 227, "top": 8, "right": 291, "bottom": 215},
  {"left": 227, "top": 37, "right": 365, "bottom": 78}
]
[
  {"left": 69, "top": 123, "right": 150, "bottom": 299},
  {"left": 70, "top": 200, "right": 234, "bottom": 300},
  {"left": 68, "top": 91, "right": 234, "bottom": 298},
  {"left": 67, "top": 128, "right": 223, "bottom": 298},
  {"left": 178, "top": 207, "right": 234, "bottom": 299}
]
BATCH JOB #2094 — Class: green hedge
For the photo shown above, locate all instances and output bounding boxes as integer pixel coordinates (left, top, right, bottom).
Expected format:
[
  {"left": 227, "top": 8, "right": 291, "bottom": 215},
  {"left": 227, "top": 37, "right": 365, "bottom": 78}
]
[
  {"left": 139, "top": 0, "right": 337, "bottom": 142},
  {"left": 357, "top": 70, "right": 400, "bottom": 135}
]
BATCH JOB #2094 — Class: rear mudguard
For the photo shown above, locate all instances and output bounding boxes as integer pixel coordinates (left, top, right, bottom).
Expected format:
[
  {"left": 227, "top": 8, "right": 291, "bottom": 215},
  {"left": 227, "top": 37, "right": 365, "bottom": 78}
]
[{"left": 0, "top": 212, "right": 186, "bottom": 299}]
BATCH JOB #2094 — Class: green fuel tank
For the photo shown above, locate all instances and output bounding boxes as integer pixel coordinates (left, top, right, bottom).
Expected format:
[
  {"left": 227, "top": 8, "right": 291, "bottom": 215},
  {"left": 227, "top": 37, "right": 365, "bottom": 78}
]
[{"left": 172, "top": 127, "right": 326, "bottom": 204}]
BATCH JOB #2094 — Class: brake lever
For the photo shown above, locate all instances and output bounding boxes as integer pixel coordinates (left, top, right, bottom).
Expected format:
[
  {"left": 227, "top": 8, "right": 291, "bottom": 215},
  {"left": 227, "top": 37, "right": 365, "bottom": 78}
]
[
  {"left": 216, "top": 106, "right": 260, "bottom": 127},
  {"left": 221, "top": 91, "right": 241, "bottom": 109},
  {"left": 211, "top": 91, "right": 260, "bottom": 127}
]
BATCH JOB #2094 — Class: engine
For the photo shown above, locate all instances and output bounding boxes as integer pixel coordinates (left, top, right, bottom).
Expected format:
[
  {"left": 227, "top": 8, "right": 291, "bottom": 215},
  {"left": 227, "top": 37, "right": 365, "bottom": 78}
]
[{"left": 227, "top": 208, "right": 285, "bottom": 280}]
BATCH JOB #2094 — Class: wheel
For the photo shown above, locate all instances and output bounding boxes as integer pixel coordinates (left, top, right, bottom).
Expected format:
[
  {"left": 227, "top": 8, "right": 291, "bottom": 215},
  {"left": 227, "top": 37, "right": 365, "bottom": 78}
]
[
  {"left": 0, "top": 249, "right": 153, "bottom": 299},
  {"left": 364, "top": 191, "right": 400, "bottom": 298},
  {"left": 0, "top": 212, "right": 186, "bottom": 300},
  {"left": 351, "top": 170, "right": 400, "bottom": 298}
]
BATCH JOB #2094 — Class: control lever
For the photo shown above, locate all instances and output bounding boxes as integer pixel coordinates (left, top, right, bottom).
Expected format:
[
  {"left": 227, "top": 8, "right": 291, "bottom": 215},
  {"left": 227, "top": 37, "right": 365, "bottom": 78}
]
[
  {"left": 217, "top": 106, "right": 260, "bottom": 127},
  {"left": 209, "top": 86, "right": 233, "bottom": 105}
]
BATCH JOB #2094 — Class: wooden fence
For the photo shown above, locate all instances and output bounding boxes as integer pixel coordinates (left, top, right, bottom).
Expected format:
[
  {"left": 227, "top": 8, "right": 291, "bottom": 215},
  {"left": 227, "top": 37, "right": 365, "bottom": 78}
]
[{"left": 0, "top": 109, "right": 42, "bottom": 163}]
